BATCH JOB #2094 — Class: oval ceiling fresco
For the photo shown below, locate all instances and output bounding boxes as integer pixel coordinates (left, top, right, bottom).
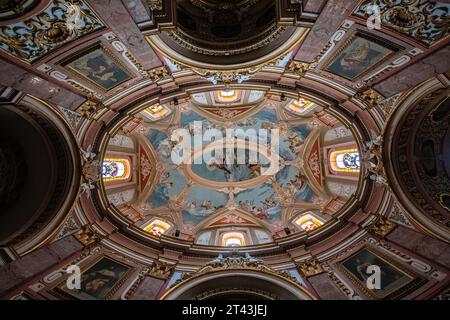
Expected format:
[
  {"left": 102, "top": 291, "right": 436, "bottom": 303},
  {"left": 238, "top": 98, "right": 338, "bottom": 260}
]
[{"left": 101, "top": 89, "right": 362, "bottom": 245}]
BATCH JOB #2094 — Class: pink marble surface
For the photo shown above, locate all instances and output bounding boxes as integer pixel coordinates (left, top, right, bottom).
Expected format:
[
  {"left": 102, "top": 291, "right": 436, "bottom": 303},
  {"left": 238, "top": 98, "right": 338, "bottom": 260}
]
[
  {"left": 295, "top": 0, "right": 356, "bottom": 62},
  {"left": 0, "top": 236, "right": 83, "bottom": 297},
  {"left": 0, "top": 60, "right": 85, "bottom": 110}
]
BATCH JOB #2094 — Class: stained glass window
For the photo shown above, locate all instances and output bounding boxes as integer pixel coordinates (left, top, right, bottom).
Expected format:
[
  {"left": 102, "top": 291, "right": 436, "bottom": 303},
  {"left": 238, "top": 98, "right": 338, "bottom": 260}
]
[
  {"left": 295, "top": 213, "right": 324, "bottom": 231},
  {"left": 329, "top": 149, "right": 361, "bottom": 173},
  {"left": 217, "top": 89, "right": 238, "bottom": 102},
  {"left": 102, "top": 158, "right": 130, "bottom": 182},
  {"left": 144, "top": 219, "right": 171, "bottom": 237},
  {"left": 144, "top": 104, "right": 170, "bottom": 120}
]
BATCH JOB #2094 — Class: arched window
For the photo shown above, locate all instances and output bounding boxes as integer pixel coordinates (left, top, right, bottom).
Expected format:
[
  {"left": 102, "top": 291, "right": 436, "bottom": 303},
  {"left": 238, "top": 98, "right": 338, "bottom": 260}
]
[
  {"left": 294, "top": 213, "right": 324, "bottom": 232},
  {"left": 222, "top": 232, "right": 245, "bottom": 247},
  {"left": 144, "top": 104, "right": 170, "bottom": 120},
  {"left": 217, "top": 89, "right": 238, "bottom": 102},
  {"left": 102, "top": 158, "right": 131, "bottom": 182},
  {"left": 144, "top": 219, "right": 172, "bottom": 237},
  {"left": 329, "top": 149, "right": 361, "bottom": 173},
  {"left": 286, "top": 98, "right": 316, "bottom": 115}
]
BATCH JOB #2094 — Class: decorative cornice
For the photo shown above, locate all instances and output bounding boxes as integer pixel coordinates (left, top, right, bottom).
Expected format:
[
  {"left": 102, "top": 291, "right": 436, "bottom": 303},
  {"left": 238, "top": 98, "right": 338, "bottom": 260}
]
[{"left": 171, "top": 253, "right": 302, "bottom": 288}]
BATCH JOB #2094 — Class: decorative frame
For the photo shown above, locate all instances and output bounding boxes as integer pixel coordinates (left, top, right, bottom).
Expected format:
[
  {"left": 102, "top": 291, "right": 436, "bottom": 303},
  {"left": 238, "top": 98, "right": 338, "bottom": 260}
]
[
  {"left": 60, "top": 43, "right": 134, "bottom": 92},
  {"left": 50, "top": 254, "right": 134, "bottom": 300},
  {"left": 335, "top": 246, "right": 424, "bottom": 299},
  {"left": 323, "top": 31, "right": 403, "bottom": 81}
]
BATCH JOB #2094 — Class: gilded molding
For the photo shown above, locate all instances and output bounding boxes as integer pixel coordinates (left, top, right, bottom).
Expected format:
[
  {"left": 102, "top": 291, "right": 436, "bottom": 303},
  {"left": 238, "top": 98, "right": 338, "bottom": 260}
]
[
  {"left": 366, "top": 216, "right": 396, "bottom": 237},
  {"left": 286, "top": 61, "right": 310, "bottom": 77},
  {"left": 355, "top": 88, "right": 385, "bottom": 108},
  {"left": 74, "top": 224, "right": 102, "bottom": 247},
  {"left": 148, "top": 261, "right": 174, "bottom": 279},
  {"left": 297, "top": 258, "right": 324, "bottom": 277},
  {"left": 146, "top": 66, "right": 170, "bottom": 82}
]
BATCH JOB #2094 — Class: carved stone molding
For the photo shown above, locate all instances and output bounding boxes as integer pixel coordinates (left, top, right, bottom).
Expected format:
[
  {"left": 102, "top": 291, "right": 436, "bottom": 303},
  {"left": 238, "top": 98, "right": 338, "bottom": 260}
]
[
  {"left": 355, "top": 88, "right": 385, "bottom": 108},
  {"left": 74, "top": 224, "right": 102, "bottom": 247},
  {"left": 171, "top": 253, "right": 301, "bottom": 288},
  {"left": 297, "top": 258, "right": 324, "bottom": 277},
  {"left": 366, "top": 216, "right": 396, "bottom": 237},
  {"left": 148, "top": 261, "right": 174, "bottom": 279},
  {"left": 286, "top": 61, "right": 310, "bottom": 77}
]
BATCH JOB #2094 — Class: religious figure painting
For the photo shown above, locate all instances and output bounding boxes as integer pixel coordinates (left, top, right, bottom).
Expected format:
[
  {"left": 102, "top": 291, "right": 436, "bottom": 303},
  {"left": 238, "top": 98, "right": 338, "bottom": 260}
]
[
  {"left": 64, "top": 46, "right": 132, "bottom": 91},
  {"left": 340, "top": 248, "right": 415, "bottom": 299},
  {"left": 56, "top": 256, "right": 131, "bottom": 300},
  {"left": 325, "top": 34, "right": 396, "bottom": 81}
]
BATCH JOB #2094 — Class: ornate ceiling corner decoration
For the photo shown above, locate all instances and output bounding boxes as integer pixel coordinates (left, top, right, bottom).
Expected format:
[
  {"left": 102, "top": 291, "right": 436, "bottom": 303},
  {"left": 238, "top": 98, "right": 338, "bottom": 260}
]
[
  {"left": 146, "top": 66, "right": 170, "bottom": 82},
  {"left": 57, "top": 106, "right": 82, "bottom": 130},
  {"left": 366, "top": 216, "right": 396, "bottom": 237},
  {"left": 377, "top": 92, "right": 403, "bottom": 116},
  {"left": 52, "top": 215, "right": 79, "bottom": 242},
  {"left": 297, "top": 258, "right": 324, "bottom": 277},
  {"left": 74, "top": 224, "right": 103, "bottom": 247},
  {"left": 0, "top": 0, "right": 104, "bottom": 63},
  {"left": 388, "top": 202, "right": 414, "bottom": 229},
  {"left": 172, "top": 253, "right": 302, "bottom": 288},
  {"left": 286, "top": 60, "right": 310, "bottom": 77},
  {"left": 148, "top": 261, "right": 174, "bottom": 279},
  {"left": 355, "top": 88, "right": 385, "bottom": 108},
  {"left": 353, "top": 0, "right": 450, "bottom": 46}
]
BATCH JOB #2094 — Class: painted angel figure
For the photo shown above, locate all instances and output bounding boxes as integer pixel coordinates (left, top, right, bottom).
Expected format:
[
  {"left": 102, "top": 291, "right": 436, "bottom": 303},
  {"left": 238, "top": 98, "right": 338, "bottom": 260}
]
[
  {"left": 244, "top": 253, "right": 263, "bottom": 265},
  {"left": 363, "top": 130, "right": 382, "bottom": 151},
  {"left": 81, "top": 144, "right": 96, "bottom": 162},
  {"left": 207, "top": 254, "right": 225, "bottom": 267},
  {"left": 81, "top": 181, "right": 96, "bottom": 198}
]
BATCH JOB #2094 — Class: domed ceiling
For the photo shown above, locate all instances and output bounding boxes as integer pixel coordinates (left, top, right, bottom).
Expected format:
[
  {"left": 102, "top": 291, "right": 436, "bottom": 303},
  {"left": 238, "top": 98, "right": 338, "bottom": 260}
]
[
  {"left": 1, "top": 0, "right": 449, "bottom": 302},
  {"left": 102, "top": 89, "right": 361, "bottom": 245}
]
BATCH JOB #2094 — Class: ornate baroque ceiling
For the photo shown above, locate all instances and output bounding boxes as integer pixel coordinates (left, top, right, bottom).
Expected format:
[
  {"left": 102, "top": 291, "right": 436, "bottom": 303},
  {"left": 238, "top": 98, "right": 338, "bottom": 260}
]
[{"left": 0, "top": 0, "right": 449, "bottom": 301}]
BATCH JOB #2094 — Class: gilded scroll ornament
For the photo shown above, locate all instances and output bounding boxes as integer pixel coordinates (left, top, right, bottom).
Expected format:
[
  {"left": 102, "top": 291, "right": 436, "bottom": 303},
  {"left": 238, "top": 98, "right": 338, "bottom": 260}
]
[
  {"left": 353, "top": 0, "right": 450, "bottom": 46},
  {"left": 0, "top": 0, "right": 104, "bottom": 62}
]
